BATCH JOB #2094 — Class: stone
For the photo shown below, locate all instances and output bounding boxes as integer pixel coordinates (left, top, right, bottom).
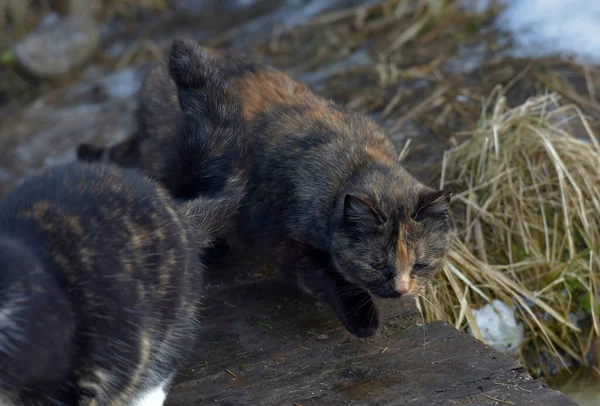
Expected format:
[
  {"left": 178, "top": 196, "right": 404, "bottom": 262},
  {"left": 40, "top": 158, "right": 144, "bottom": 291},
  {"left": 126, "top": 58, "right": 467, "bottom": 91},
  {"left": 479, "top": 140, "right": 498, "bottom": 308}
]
[
  {"left": 0, "top": 64, "right": 151, "bottom": 197},
  {"left": 164, "top": 252, "right": 576, "bottom": 405},
  {"left": 14, "top": 14, "right": 99, "bottom": 79}
]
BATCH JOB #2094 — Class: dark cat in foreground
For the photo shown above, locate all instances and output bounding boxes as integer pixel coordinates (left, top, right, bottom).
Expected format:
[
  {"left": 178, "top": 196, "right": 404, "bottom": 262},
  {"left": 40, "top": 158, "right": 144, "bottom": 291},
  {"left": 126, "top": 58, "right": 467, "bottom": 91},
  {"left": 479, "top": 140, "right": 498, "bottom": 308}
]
[
  {"left": 0, "top": 162, "right": 242, "bottom": 406},
  {"left": 78, "top": 39, "right": 452, "bottom": 338}
]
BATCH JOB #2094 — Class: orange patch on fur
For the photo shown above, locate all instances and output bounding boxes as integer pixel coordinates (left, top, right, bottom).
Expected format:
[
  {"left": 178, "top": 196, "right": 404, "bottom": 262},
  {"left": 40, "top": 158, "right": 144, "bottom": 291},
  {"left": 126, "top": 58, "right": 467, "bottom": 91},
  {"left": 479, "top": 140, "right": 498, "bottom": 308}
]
[
  {"left": 407, "top": 278, "right": 418, "bottom": 294},
  {"left": 202, "top": 46, "right": 221, "bottom": 59},
  {"left": 65, "top": 216, "right": 84, "bottom": 236},
  {"left": 365, "top": 143, "right": 394, "bottom": 166},
  {"left": 32, "top": 200, "right": 50, "bottom": 215},
  {"left": 235, "top": 70, "right": 309, "bottom": 121},
  {"left": 19, "top": 201, "right": 83, "bottom": 236},
  {"left": 309, "top": 102, "right": 343, "bottom": 128},
  {"left": 395, "top": 224, "right": 411, "bottom": 263}
]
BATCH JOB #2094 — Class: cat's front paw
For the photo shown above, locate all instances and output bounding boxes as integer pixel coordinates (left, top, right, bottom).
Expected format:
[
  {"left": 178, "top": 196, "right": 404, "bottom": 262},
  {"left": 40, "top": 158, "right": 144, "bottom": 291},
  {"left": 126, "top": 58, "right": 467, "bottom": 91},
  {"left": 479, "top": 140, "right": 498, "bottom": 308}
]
[{"left": 338, "top": 296, "right": 380, "bottom": 338}]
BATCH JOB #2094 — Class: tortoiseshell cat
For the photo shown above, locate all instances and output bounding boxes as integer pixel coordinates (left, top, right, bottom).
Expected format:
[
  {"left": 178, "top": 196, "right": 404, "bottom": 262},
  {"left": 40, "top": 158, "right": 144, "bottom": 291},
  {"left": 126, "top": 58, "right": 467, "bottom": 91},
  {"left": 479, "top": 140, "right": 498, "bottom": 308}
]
[
  {"left": 0, "top": 162, "right": 242, "bottom": 406},
  {"left": 77, "top": 39, "right": 452, "bottom": 338}
]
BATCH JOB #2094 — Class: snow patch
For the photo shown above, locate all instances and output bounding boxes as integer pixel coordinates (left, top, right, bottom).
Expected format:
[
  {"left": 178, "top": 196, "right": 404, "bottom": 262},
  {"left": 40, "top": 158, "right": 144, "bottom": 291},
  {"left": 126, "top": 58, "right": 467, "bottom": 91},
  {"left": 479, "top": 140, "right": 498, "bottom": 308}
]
[
  {"left": 471, "top": 299, "right": 524, "bottom": 355},
  {"left": 469, "top": 0, "right": 600, "bottom": 65},
  {"left": 101, "top": 67, "right": 144, "bottom": 99}
]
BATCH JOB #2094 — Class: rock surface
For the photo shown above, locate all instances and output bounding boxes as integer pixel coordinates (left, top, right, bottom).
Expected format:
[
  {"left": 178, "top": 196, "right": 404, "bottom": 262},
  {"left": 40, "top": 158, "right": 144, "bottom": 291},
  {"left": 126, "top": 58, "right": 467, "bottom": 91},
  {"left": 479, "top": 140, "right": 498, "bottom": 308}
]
[
  {"left": 165, "top": 252, "right": 577, "bottom": 405},
  {"left": 0, "top": 64, "right": 149, "bottom": 196},
  {"left": 14, "top": 15, "right": 99, "bottom": 79}
]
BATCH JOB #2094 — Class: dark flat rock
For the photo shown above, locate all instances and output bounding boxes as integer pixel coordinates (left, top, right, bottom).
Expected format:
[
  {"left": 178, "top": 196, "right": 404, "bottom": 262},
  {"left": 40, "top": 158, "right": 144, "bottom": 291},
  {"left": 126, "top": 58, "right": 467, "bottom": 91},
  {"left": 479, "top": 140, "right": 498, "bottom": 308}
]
[{"left": 166, "top": 255, "right": 575, "bottom": 406}]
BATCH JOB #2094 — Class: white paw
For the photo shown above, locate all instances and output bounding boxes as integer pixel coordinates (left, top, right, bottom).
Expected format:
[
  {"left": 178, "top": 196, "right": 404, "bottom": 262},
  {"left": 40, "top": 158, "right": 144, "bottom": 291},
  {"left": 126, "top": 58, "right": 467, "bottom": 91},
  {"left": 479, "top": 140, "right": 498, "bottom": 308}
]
[{"left": 132, "top": 383, "right": 167, "bottom": 406}]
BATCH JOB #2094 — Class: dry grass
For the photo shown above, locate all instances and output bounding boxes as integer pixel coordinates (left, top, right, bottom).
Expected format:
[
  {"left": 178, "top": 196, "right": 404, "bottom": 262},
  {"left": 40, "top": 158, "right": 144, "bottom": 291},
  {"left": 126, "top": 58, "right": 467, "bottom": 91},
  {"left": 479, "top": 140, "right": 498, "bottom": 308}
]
[
  {"left": 420, "top": 91, "right": 600, "bottom": 376},
  {"left": 48, "top": 0, "right": 169, "bottom": 20},
  {"left": 1, "top": 0, "right": 36, "bottom": 42},
  {"left": 257, "top": 0, "right": 473, "bottom": 89}
]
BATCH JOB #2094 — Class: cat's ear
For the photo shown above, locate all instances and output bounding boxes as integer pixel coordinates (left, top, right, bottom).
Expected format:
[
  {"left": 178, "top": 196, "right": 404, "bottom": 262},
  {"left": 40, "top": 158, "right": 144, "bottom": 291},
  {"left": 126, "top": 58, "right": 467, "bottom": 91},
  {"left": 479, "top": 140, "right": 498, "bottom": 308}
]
[
  {"left": 168, "top": 38, "right": 220, "bottom": 90},
  {"left": 343, "top": 194, "right": 383, "bottom": 226},
  {"left": 413, "top": 188, "right": 452, "bottom": 221}
]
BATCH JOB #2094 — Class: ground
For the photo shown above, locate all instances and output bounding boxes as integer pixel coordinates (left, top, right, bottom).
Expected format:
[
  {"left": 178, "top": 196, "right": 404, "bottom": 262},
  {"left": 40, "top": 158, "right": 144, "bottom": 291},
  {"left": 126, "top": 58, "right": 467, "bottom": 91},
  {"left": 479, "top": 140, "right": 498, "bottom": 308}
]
[{"left": 165, "top": 253, "right": 575, "bottom": 405}]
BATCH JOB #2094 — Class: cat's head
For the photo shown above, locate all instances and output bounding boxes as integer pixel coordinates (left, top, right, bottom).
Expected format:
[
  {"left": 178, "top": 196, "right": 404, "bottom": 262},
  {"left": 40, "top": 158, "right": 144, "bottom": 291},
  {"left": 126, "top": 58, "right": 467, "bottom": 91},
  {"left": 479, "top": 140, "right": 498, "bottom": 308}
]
[{"left": 330, "top": 171, "right": 452, "bottom": 299}]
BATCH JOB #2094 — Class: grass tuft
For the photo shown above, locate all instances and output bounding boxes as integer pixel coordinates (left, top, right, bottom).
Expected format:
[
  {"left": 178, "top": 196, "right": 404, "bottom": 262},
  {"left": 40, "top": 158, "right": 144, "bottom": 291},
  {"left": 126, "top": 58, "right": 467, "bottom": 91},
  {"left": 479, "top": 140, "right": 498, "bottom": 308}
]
[{"left": 422, "top": 92, "right": 600, "bottom": 376}]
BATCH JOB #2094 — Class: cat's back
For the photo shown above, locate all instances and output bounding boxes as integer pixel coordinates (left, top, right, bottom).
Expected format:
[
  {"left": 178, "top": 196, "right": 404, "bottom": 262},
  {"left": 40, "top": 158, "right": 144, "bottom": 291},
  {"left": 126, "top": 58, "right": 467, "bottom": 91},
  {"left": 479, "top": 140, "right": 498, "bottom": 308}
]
[
  {"left": 0, "top": 162, "right": 196, "bottom": 405},
  {"left": 0, "top": 161, "right": 187, "bottom": 267},
  {"left": 0, "top": 161, "right": 193, "bottom": 328},
  {"left": 209, "top": 50, "right": 397, "bottom": 175}
]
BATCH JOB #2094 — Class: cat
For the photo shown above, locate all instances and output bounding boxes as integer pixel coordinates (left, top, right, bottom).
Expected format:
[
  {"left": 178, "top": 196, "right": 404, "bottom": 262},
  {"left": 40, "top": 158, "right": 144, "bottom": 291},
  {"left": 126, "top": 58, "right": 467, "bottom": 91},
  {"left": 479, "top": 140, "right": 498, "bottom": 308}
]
[
  {"left": 76, "top": 38, "right": 452, "bottom": 338},
  {"left": 0, "top": 161, "right": 243, "bottom": 406}
]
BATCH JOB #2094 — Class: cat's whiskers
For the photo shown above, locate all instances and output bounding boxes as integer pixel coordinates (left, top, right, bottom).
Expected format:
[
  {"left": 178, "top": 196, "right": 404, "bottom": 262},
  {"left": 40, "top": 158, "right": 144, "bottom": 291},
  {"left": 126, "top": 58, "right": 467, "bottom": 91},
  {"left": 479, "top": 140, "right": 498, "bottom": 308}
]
[
  {"left": 367, "top": 305, "right": 377, "bottom": 332},
  {"left": 336, "top": 283, "right": 368, "bottom": 296},
  {"left": 414, "top": 295, "right": 428, "bottom": 349},
  {"left": 336, "top": 284, "right": 364, "bottom": 292},
  {"left": 337, "top": 287, "right": 369, "bottom": 300},
  {"left": 347, "top": 296, "right": 374, "bottom": 315},
  {"left": 416, "top": 293, "right": 451, "bottom": 323}
]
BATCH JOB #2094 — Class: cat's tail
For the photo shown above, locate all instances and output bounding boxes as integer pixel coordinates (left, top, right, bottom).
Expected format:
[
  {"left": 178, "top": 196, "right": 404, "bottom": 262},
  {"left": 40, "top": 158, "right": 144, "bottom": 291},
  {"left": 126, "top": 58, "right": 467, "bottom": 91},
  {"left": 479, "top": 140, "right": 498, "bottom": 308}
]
[
  {"left": 177, "top": 170, "right": 247, "bottom": 250},
  {"left": 166, "top": 38, "right": 251, "bottom": 200},
  {"left": 0, "top": 237, "right": 73, "bottom": 394}
]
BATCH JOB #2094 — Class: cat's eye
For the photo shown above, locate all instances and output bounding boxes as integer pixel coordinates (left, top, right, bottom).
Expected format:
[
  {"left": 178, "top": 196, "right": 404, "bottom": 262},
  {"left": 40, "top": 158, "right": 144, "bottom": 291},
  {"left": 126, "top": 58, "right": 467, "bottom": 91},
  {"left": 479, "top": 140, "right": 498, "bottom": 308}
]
[
  {"left": 412, "top": 263, "right": 428, "bottom": 271},
  {"left": 373, "top": 262, "right": 389, "bottom": 270}
]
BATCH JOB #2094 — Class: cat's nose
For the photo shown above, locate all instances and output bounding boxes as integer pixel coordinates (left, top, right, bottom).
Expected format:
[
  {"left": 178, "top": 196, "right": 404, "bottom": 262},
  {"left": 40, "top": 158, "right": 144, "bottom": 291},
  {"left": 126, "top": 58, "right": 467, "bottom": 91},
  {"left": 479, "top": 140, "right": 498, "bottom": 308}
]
[
  {"left": 391, "top": 274, "right": 412, "bottom": 295},
  {"left": 387, "top": 280, "right": 403, "bottom": 297},
  {"left": 388, "top": 280, "right": 401, "bottom": 294}
]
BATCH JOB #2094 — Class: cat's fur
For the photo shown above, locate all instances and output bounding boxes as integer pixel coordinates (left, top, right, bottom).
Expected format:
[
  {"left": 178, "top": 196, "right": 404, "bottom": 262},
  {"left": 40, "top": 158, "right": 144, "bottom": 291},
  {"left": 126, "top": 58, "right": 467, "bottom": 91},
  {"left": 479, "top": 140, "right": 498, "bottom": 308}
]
[
  {"left": 77, "top": 38, "right": 452, "bottom": 338},
  {"left": 0, "top": 161, "right": 242, "bottom": 405},
  {"left": 78, "top": 43, "right": 248, "bottom": 201}
]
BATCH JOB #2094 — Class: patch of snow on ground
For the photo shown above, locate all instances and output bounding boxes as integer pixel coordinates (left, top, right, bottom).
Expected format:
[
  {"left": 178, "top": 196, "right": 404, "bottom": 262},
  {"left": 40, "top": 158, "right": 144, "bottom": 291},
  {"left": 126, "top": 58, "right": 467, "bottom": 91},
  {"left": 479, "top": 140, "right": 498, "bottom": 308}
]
[
  {"left": 470, "top": 0, "right": 600, "bottom": 65},
  {"left": 471, "top": 299, "right": 524, "bottom": 356},
  {"left": 101, "top": 67, "right": 144, "bottom": 99}
]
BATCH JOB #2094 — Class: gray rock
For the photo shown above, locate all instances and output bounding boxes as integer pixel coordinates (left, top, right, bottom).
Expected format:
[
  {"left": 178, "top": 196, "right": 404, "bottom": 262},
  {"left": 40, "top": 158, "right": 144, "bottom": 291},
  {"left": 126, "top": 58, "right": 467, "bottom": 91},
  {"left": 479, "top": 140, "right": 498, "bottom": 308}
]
[
  {"left": 14, "top": 15, "right": 100, "bottom": 79},
  {"left": 0, "top": 64, "right": 150, "bottom": 197}
]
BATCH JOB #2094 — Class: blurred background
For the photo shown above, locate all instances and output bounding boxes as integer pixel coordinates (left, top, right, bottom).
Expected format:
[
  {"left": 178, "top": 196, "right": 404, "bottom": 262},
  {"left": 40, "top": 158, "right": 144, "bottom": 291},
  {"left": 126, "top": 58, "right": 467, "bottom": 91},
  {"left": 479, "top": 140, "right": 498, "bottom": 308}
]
[{"left": 1, "top": 1, "right": 599, "bottom": 405}]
